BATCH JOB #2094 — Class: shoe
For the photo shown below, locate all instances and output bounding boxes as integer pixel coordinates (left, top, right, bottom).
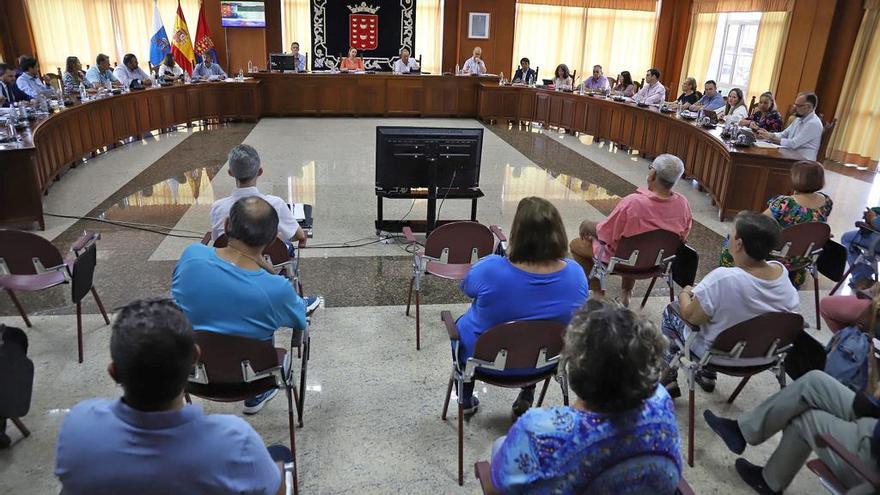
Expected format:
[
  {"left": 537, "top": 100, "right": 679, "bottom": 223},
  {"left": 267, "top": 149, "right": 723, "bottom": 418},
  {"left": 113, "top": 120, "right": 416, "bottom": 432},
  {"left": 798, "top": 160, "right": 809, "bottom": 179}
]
[
  {"left": 461, "top": 396, "right": 480, "bottom": 415},
  {"left": 735, "top": 458, "right": 781, "bottom": 495},
  {"left": 303, "top": 296, "right": 322, "bottom": 316},
  {"left": 665, "top": 381, "right": 681, "bottom": 399},
  {"left": 512, "top": 388, "right": 535, "bottom": 417},
  {"left": 695, "top": 370, "right": 716, "bottom": 393},
  {"left": 243, "top": 388, "right": 279, "bottom": 415},
  {"left": 704, "top": 410, "right": 746, "bottom": 454}
]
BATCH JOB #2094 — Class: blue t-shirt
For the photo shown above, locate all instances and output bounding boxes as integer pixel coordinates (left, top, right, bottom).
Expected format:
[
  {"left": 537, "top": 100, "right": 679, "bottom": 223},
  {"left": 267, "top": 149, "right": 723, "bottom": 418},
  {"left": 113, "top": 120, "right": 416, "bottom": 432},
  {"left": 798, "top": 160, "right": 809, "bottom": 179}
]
[
  {"left": 456, "top": 255, "right": 588, "bottom": 361},
  {"left": 172, "top": 244, "right": 306, "bottom": 340},
  {"left": 55, "top": 398, "right": 281, "bottom": 495},
  {"left": 490, "top": 385, "right": 682, "bottom": 494}
]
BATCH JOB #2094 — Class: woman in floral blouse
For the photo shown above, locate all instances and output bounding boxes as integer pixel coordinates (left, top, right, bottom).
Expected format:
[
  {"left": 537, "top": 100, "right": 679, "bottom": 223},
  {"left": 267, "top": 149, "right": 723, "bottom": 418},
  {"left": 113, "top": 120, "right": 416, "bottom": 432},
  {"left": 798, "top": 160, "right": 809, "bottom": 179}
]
[
  {"left": 740, "top": 91, "right": 784, "bottom": 132},
  {"left": 719, "top": 160, "right": 832, "bottom": 288},
  {"left": 62, "top": 56, "right": 91, "bottom": 96}
]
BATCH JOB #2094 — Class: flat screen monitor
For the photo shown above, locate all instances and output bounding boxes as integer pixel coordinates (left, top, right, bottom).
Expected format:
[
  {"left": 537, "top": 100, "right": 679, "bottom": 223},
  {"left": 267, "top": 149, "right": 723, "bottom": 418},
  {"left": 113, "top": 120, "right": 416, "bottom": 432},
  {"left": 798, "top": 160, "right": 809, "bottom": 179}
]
[
  {"left": 220, "top": 1, "right": 266, "bottom": 28},
  {"left": 269, "top": 54, "right": 296, "bottom": 71},
  {"left": 375, "top": 127, "right": 483, "bottom": 191}
]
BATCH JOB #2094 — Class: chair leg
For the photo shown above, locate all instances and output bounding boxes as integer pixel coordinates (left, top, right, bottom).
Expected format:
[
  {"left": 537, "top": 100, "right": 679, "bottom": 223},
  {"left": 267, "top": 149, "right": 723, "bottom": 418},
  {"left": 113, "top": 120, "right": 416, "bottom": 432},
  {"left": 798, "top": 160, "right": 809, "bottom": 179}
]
[
  {"left": 726, "top": 376, "right": 752, "bottom": 404},
  {"left": 415, "top": 289, "right": 421, "bottom": 351},
  {"left": 458, "top": 401, "right": 464, "bottom": 486},
  {"left": 441, "top": 375, "right": 454, "bottom": 420},
  {"left": 91, "top": 287, "right": 111, "bottom": 325},
  {"left": 286, "top": 387, "right": 300, "bottom": 495},
  {"left": 641, "top": 276, "right": 658, "bottom": 308},
  {"left": 297, "top": 337, "right": 309, "bottom": 427},
  {"left": 813, "top": 272, "right": 821, "bottom": 331},
  {"left": 76, "top": 301, "right": 84, "bottom": 363},
  {"left": 535, "top": 377, "right": 551, "bottom": 407},
  {"left": 405, "top": 276, "right": 414, "bottom": 316},
  {"left": 830, "top": 265, "right": 854, "bottom": 296},
  {"left": 688, "top": 385, "right": 695, "bottom": 467},
  {"left": 10, "top": 417, "right": 30, "bottom": 437},
  {"left": 5, "top": 289, "right": 32, "bottom": 328}
]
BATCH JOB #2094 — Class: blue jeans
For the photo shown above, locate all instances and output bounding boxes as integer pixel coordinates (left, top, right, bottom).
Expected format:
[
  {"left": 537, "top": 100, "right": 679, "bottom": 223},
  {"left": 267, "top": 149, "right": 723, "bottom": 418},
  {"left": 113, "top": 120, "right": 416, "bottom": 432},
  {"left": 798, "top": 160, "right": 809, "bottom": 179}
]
[{"left": 842, "top": 229, "right": 878, "bottom": 283}]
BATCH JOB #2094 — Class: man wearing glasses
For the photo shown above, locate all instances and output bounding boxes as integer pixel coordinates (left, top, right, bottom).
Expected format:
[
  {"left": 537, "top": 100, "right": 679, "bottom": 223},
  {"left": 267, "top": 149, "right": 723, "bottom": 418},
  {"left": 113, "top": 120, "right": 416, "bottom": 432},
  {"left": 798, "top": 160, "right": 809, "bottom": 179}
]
[{"left": 757, "top": 92, "right": 824, "bottom": 161}]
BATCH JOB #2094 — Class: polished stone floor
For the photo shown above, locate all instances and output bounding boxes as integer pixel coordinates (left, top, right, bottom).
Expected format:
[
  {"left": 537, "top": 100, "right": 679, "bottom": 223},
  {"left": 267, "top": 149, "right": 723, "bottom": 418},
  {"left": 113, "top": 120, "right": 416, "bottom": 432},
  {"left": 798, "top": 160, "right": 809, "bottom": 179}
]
[{"left": 2, "top": 117, "right": 874, "bottom": 494}]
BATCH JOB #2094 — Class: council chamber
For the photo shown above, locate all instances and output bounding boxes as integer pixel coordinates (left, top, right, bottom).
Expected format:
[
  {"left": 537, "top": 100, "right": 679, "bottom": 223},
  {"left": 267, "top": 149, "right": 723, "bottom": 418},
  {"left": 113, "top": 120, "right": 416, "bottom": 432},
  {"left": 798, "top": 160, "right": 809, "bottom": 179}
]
[{"left": 1, "top": 0, "right": 880, "bottom": 494}]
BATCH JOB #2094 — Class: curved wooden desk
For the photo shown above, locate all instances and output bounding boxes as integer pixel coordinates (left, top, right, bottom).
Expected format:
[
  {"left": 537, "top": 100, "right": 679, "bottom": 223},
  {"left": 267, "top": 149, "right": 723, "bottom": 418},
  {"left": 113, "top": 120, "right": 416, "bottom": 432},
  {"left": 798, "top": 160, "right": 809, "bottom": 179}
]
[{"left": 476, "top": 84, "right": 806, "bottom": 221}]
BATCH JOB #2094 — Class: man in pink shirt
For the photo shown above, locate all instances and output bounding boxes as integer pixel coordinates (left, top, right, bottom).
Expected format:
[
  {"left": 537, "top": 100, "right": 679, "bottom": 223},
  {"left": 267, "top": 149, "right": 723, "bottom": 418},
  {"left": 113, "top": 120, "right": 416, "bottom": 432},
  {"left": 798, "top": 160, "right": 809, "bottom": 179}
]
[{"left": 570, "top": 154, "right": 693, "bottom": 305}]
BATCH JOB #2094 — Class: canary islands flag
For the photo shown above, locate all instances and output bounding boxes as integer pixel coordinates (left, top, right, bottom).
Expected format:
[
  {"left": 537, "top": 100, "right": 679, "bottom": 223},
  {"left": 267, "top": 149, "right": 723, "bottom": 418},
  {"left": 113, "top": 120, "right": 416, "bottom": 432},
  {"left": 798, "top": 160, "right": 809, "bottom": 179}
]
[
  {"left": 149, "top": 0, "right": 171, "bottom": 67},
  {"left": 170, "top": 0, "right": 196, "bottom": 75}
]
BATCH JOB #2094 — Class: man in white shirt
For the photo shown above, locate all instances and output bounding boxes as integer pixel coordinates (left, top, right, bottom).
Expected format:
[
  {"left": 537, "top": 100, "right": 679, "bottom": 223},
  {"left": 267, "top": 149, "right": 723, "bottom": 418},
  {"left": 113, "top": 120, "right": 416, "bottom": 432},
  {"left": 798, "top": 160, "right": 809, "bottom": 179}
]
[
  {"left": 210, "top": 144, "right": 307, "bottom": 246},
  {"left": 288, "top": 42, "right": 306, "bottom": 72},
  {"left": 632, "top": 68, "right": 666, "bottom": 105},
  {"left": 757, "top": 92, "right": 824, "bottom": 161},
  {"left": 393, "top": 48, "right": 420, "bottom": 74},
  {"left": 462, "top": 47, "right": 487, "bottom": 75},
  {"left": 114, "top": 54, "right": 153, "bottom": 89}
]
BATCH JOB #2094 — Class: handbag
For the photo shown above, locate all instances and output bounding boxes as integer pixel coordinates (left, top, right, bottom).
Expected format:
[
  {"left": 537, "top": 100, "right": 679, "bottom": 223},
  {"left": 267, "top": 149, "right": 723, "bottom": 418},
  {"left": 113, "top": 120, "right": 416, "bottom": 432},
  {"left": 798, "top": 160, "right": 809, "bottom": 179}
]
[
  {"left": 817, "top": 239, "right": 846, "bottom": 282},
  {"left": 671, "top": 244, "right": 699, "bottom": 288},
  {"left": 785, "top": 330, "right": 826, "bottom": 381}
]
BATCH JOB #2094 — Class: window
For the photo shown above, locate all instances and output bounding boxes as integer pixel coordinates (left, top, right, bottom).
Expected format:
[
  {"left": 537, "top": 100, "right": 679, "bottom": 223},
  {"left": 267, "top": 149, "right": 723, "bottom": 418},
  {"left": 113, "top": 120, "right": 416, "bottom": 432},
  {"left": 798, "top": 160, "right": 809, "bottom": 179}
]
[{"left": 706, "top": 12, "right": 761, "bottom": 94}]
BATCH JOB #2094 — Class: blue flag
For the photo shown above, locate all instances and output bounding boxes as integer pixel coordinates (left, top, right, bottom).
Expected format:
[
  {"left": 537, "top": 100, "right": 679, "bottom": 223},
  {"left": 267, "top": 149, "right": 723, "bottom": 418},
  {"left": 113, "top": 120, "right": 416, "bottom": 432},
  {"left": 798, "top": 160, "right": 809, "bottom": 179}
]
[{"left": 149, "top": 0, "right": 171, "bottom": 67}]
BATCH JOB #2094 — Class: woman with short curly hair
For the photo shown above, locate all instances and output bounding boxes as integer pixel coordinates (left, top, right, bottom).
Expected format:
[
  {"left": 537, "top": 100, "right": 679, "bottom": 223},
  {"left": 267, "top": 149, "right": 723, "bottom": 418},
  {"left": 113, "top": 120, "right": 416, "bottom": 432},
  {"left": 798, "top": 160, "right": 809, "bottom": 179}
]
[{"left": 489, "top": 298, "right": 682, "bottom": 493}]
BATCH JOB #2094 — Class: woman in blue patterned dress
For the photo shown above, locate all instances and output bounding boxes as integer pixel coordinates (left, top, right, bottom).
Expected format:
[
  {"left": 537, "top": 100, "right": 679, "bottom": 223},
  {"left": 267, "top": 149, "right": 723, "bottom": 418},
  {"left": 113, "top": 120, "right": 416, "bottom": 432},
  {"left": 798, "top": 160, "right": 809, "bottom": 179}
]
[{"left": 489, "top": 298, "right": 682, "bottom": 494}]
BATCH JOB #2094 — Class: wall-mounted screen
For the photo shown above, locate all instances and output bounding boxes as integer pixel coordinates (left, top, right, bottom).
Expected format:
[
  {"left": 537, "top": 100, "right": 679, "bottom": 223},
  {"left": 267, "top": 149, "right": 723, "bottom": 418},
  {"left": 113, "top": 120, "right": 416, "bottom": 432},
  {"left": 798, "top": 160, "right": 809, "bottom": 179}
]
[{"left": 220, "top": 1, "right": 266, "bottom": 28}]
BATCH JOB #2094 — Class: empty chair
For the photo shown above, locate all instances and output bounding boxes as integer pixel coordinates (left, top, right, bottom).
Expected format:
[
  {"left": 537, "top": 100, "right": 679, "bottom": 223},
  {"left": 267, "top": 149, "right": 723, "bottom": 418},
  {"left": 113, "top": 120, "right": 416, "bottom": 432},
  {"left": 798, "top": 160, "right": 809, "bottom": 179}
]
[
  {"left": 771, "top": 222, "right": 832, "bottom": 329},
  {"left": 403, "top": 221, "right": 504, "bottom": 350},
  {"left": 0, "top": 230, "right": 110, "bottom": 362}
]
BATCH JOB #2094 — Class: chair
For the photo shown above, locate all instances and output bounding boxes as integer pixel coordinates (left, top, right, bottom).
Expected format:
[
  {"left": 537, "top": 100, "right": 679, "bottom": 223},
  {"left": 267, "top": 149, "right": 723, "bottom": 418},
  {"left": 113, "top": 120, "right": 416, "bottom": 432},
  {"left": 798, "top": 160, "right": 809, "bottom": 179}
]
[
  {"left": 671, "top": 310, "right": 804, "bottom": 467},
  {"left": 0, "top": 230, "right": 110, "bottom": 363},
  {"left": 748, "top": 95, "right": 757, "bottom": 115},
  {"left": 403, "top": 221, "right": 505, "bottom": 350},
  {"left": 474, "top": 460, "right": 696, "bottom": 494},
  {"left": 590, "top": 229, "right": 683, "bottom": 308},
  {"left": 807, "top": 433, "right": 880, "bottom": 494},
  {"left": 44, "top": 68, "right": 62, "bottom": 92},
  {"left": 185, "top": 330, "right": 301, "bottom": 495},
  {"left": 771, "top": 222, "right": 832, "bottom": 329},
  {"left": 830, "top": 221, "right": 880, "bottom": 295},
  {"left": 818, "top": 118, "right": 838, "bottom": 162},
  {"left": 441, "top": 310, "right": 568, "bottom": 485}
]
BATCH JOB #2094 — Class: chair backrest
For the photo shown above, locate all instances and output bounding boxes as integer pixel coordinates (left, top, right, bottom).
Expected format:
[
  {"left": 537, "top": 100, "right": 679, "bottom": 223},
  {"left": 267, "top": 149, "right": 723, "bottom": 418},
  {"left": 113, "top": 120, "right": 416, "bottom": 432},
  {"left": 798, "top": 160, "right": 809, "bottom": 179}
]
[
  {"left": 472, "top": 320, "right": 566, "bottom": 369},
  {"left": 190, "top": 330, "right": 279, "bottom": 384},
  {"left": 424, "top": 221, "right": 495, "bottom": 264},
  {"left": 712, "top": 312, "right": 804, "bottom": 358},
  {"left": 612, "top": 229, "right": 682, "bottom": 271},
  {"left": 818, "top": 118, "right": 837, "bottom": 162},
  {"left": 71, "top": 243, "right": 97, "bottom": 303},
  {"left": 748, "top": 95, "right": 757, "bottom": 114},
  {"left": 585, "top": 455, "right": 680, "bottom": 494},
  {"left": 213, "top": 234, "right": 291, "bottom": 265},
  {"left": 773, "top": 222, "right": 831, "bottom": 261},
  {"left": 0, "top": 230, "right": 64, "bottom": 275}
]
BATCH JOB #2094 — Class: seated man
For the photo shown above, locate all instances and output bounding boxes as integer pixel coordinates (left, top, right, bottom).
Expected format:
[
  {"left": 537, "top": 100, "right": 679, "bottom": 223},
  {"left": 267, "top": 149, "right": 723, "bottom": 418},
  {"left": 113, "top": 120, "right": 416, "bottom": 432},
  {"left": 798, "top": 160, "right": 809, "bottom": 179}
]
[
  {"left": 0, "top": 63, "right": 19, "bottom": 107},
  {"left": 512, "top": 57, "right": 536, "bottom": 84},
  {"left": 757, "top": 92, "right": 823, "bottom": 161},
  {"left": 55, "top": 298, "right": 291, "bottom": 494},
  {"left": 581, "top": 64, "right": 610, "bottom": 91},
  {"left": 192, "top": 52, "right": 228, "bottom": 80},
  {"left": 684, "top": 80, "right": 724, "bottom": 112},
  {"left": 660, "top": 211, "right": 800, "bottom": 397},
  {"left": 84, "top": 53, "right": 120, "bottom": 87},
  {"left": 569, "top": 154, "right": 692, "bottom": 306},
  {"left": 173, "top": 197, "right": 308, "bottom": 414},
  {"left": 633, "top": 67, "right": 666, "bottom": 105},
  {"left": 462, "top": 46, "right": 487, "bottom": 75},
  {"left": 392, "top": 48, "right": 420, "bottom": 74},
  {"left": 705, "top": 370, "right": 880, "bottom": 495},
  {"left": 113, "top": 53, "right": 153, "bottom": 88},
  {"left": 288, "top": 42, "right": 307, "bottom": 71},
  {"left": 15, "top": 56, "right": 53, "bottom": 100}
]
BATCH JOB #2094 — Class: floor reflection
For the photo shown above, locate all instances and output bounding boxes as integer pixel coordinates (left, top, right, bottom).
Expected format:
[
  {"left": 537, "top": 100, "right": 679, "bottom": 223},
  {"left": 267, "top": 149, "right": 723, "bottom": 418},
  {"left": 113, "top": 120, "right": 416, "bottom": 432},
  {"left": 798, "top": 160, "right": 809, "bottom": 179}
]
[{"left": 99, "top": 166, "right": 222, "bottom": 222}]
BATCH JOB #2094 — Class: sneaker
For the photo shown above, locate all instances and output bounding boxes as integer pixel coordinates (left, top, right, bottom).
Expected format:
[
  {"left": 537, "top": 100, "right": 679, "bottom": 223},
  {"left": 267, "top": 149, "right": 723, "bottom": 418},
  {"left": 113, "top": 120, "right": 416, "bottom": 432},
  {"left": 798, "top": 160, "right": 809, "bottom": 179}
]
[
  {"left": 243, "top": 388, "right": 279, "bottom": 415},
  {"left": 303, "top": 296, "right": 322, "bottom": 316},
  {"left": 461, "top": 396, "right": 480, "bottom": 415},
  {"left": 695, "top": 370, "right": 716, "bottom": 393},
  {"left": 512, "top": 388, "right": 535, "bottom": 417}
]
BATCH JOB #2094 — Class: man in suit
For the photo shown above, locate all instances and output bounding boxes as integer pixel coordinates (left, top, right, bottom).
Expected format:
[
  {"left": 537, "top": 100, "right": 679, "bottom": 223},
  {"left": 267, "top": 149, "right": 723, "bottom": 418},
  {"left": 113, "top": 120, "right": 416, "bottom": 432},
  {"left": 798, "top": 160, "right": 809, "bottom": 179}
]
[
  {"left": 513, "top": 57, "right": 536, "bottom": 84},
  {"left": 0, "top": 63, "right": 18, "bottom": 107}
]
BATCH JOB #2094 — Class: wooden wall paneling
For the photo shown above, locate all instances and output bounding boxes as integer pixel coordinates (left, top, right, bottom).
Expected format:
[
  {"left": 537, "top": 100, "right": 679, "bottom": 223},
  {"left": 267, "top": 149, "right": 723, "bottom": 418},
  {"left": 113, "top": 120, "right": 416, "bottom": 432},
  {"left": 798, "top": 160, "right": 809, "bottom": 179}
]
[
  {"left": 561, "top": 98, "right": 576, "bottom": 129},
  {"left": 443, "top": 0, "right": 515, "bottom": 75},
  {"left": 357, "top": 77, "right": 386, "bottom": 115},
  {"left": 263, "top": 0, "right": 283, "bottom": 55},
  {"left": 227, "top": 28, "right": 267, "bottom": 75},
  {"left": 652, "top": 0, "right": 693, "bottom": 96},
  {"left": 387, "top": 78, "right": 424, "bottom": 116},
  {"left": 814, "top": 0, "right": 862, "bottom": 120},
  {"left": 774, "top": 0, "right": 837, "bottom": 109},
  {"left": 534, "top": 93, "right": 549, "bottom": 125},
  {"left": 517, "top": 91, "right": 535, "bottom": 121}
]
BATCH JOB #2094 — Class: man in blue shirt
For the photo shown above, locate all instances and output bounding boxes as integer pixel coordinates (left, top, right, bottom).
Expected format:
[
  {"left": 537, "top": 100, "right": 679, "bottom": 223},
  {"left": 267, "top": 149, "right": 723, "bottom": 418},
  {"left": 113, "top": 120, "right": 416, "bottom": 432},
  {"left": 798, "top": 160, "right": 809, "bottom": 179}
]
[
  {"left": 84, "top": 53, "right": 120, "bottom": 87},
  {"left": 289, "top": 42, "right": 307, "bottom": 71},
  {"left": 55, "top": 298, "right": 290, "bottom": 495},
  {"left": 15, "top": 56, "right": 53, "bottom": 100},
  {"left": 193, "top": 52, "right": 228, "bottom": 80},
  {"left": 685, "top": 79, "right": 724, "bottom": 112},
  {"left": 173, "top": 196, "right": 307, "bottom": 414}
]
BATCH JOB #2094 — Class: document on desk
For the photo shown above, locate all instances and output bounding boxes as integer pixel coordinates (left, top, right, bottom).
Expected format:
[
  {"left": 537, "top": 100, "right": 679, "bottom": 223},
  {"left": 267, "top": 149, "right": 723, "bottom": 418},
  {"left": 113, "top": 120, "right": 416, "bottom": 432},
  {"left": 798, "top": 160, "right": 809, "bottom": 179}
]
[
  {"left": 292, "top": 203, "right": 306, "bottom": 221},
  {"left": 754, "top": 140, "right": 781, "bottom": 149}
]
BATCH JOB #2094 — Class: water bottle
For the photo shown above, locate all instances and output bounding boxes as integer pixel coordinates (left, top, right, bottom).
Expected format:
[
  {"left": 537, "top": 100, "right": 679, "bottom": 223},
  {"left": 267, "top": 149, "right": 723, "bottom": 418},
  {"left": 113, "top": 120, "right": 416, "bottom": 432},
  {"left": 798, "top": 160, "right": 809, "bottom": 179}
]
[
  {"left": 247, "top": 60, "right": 253, "bottom": 73},
  {"left": 455, "top": 63, "right": 460, "bottom": 76},
  {"left": 499, "top": 72, "right": 504, "bottom": 86},
  {"left": 184, "top": 71, "right": 191, "bottom": 84},
  {"left": 6, "top": 117, "right": 15, "bottom": 138},
  {"left": 578, "top": 83, "right": 585, "bottom": 96},
  {"left": 79, "top": 83, "right": 87, "bottom": 102},
  {"left": 237, "top": 69, "right": 244, "bottom": 81}
]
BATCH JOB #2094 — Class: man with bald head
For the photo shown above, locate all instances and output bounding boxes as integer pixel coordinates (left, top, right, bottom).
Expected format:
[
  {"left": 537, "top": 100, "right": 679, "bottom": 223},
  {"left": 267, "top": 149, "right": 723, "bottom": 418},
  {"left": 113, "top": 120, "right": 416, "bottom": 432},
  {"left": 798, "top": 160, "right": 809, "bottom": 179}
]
[
  {"left": 462, "top": 47, "right": 487, "bottom": 75},
  {"left": 172, "top": 196, "right": 307, "bottom": 414}
]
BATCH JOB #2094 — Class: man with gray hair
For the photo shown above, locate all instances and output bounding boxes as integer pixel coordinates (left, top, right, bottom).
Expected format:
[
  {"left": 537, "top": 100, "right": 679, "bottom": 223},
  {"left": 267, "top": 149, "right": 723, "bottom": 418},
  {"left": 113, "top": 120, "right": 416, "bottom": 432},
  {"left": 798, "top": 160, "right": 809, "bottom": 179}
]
[
  {"left": 210, "top": 144, "right": 306, "bottom": 246},
  {"left": 570, "top": 153, "right": 692, "bottom": 306}
]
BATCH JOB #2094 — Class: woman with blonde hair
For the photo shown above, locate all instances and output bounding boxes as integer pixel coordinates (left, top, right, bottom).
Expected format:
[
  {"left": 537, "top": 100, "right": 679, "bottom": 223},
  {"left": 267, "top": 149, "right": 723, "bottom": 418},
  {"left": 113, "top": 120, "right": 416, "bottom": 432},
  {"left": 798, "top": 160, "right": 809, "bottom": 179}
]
[
  {"left": 717, "top": 87, "right": 748, "bottom": 123},
  {"left": 62, "top": 56, "right": 90, "bottom": 95}
]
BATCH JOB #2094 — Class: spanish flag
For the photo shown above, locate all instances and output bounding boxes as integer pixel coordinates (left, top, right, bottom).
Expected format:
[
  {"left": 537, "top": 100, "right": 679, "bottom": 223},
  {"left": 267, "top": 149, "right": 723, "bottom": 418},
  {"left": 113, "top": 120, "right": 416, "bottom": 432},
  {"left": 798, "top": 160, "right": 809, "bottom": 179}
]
[{"left": 170, "top": 0, "right": 195, "bottom": 75}]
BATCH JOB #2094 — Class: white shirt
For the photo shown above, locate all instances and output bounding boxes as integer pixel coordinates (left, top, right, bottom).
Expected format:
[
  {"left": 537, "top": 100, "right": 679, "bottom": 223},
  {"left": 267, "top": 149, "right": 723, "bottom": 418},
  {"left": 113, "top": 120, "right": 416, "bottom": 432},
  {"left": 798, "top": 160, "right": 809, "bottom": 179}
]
[
  {"left": 717, "top": 104, "right": 748, "bottom": 124},
  {"left": 687, "top": 261, "right": 800, "bottom": 357},
  {"left": 771, "top": 111, "right": 824, "bottom": 161},
  {"left": 158, "top": 64, "right": 183, "bottom": 79},
  {"left": 553, "top": 77, "right": 573, "bottom": 90},
  {"left": 114, "top": 65, "right": 151, "bottom": 88},
  {"left": 393, "top": 58, "right": 420, "bottom": 74},
  {"left": 633, "top": 81, "right": 666, "bottom": 105},
  {"left": 209, "top": 186, "right": 300, "bottom": 242},
  {"left": 462, "top": 56, "right": 486, "bottom": 75}
]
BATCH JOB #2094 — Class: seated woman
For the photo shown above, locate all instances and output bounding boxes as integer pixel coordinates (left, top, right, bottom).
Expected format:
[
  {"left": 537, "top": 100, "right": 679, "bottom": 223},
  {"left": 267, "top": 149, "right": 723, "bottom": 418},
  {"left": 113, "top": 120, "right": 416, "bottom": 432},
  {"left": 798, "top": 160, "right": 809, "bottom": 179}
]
[
  {"left": 740, "top": 91, "right": 783, "bottom": 132},
  {"left": 675, "top": 77, "right": 701, "bottom": 106},
  {"left": 158, "top": 54, "right": 184, "bottom": 83},
  {"left": 339, "top": 48, "right": 365, "bottom": 71},
  {"left": 552, "top": 64, "right": 573, "bottom": 90},
  {"left": 62, "top": 56, "right": 91, "bottom": 96},
  {"left": 663, "top": 211, "right": 800, "bottom": 396},
  {"left": 490, "top": 298, "right": 682, "bottom": 493},
  {"left": 719, "top": 160, "right": 832, "bottom": 288},
  {"left": 613, "top": 71, "right": 635, "bottom": 97},
  {"left": 717, "top": 87, "right": 748, "bottom": 123},
  {"left": 836, "top": 207, "right": 880, "bottom": 290},
  {"left": 455, "top": 197, "right": 588, "bottom": 416}
]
